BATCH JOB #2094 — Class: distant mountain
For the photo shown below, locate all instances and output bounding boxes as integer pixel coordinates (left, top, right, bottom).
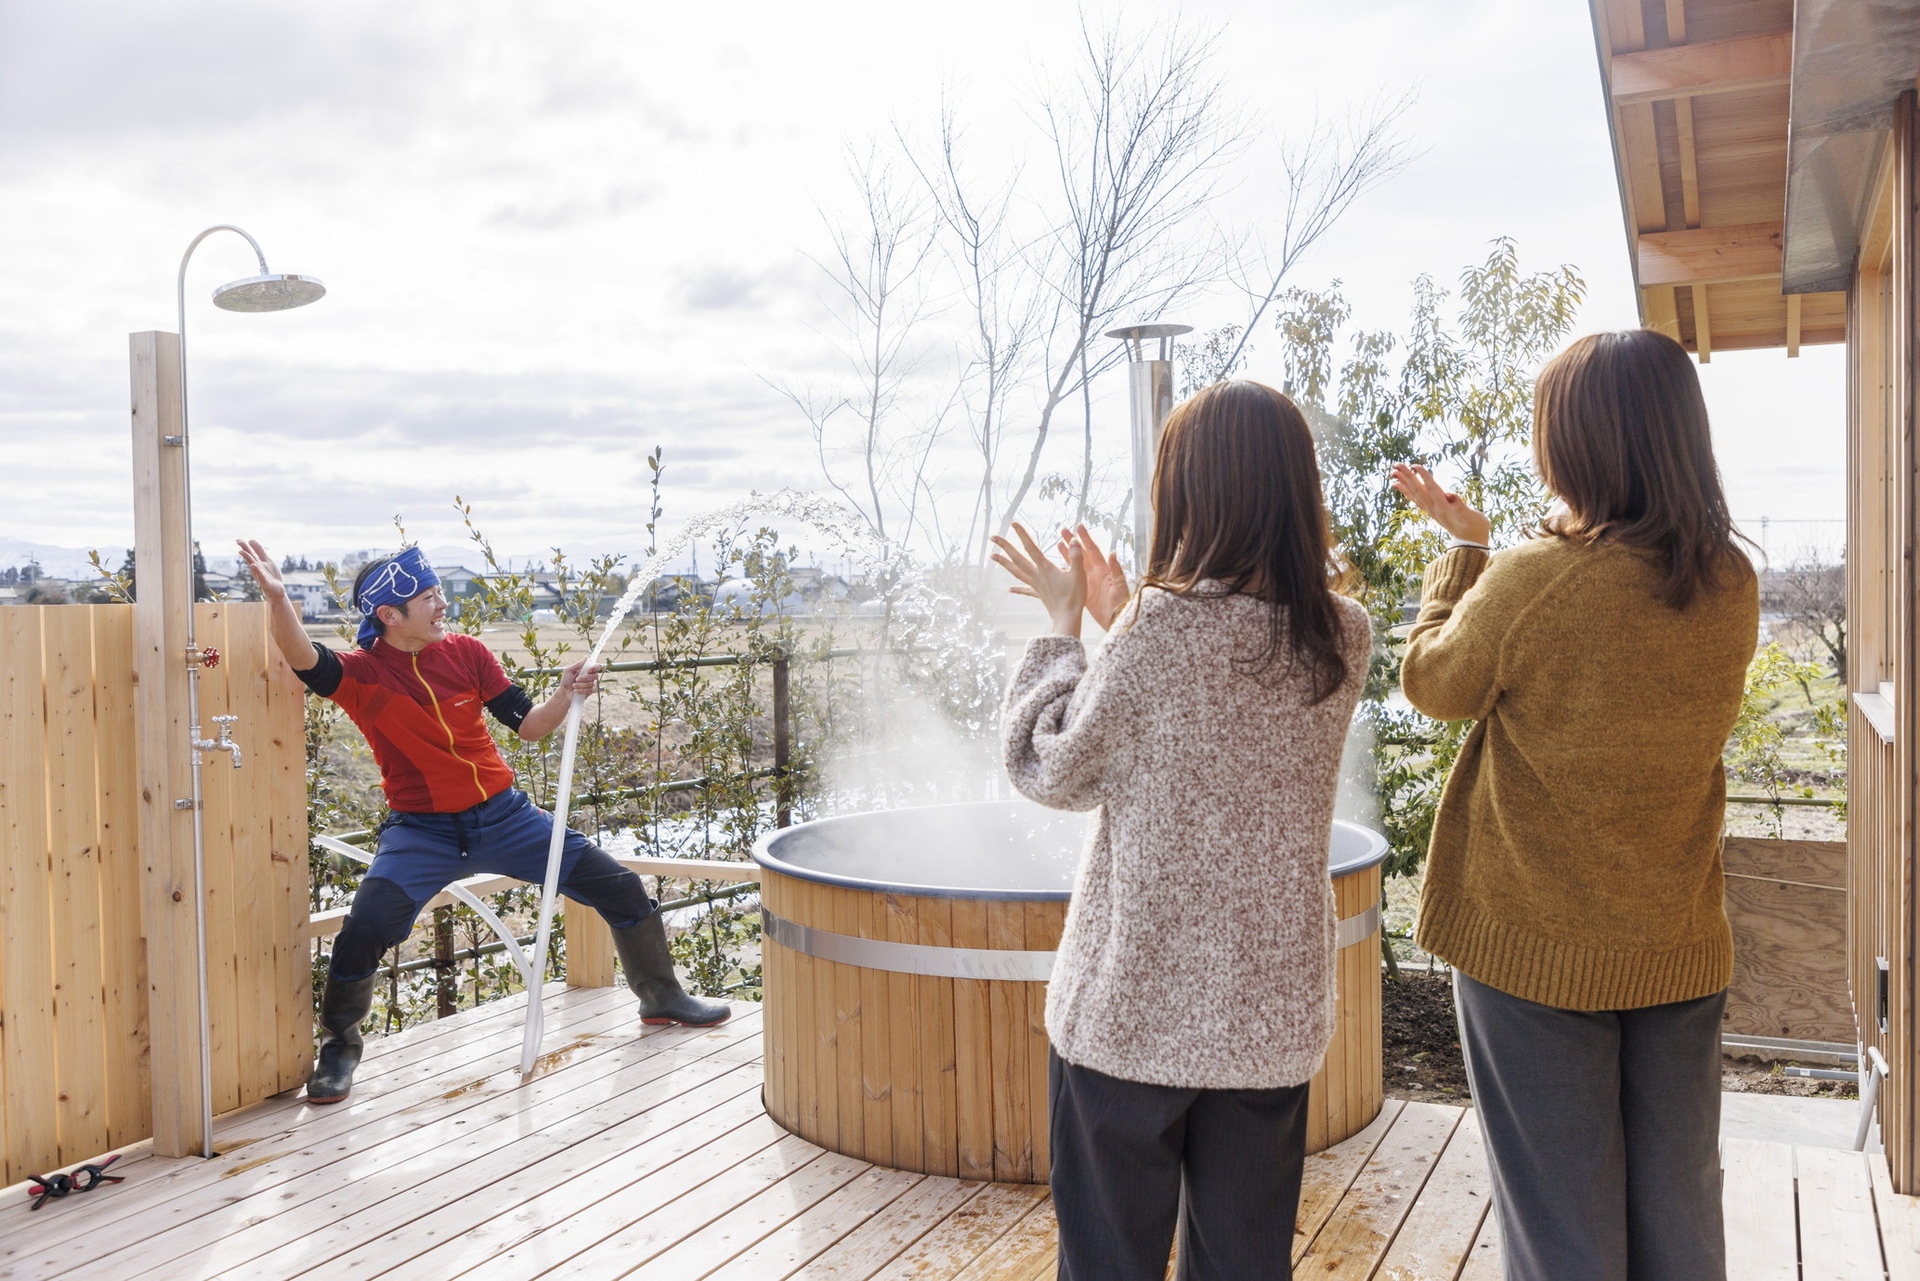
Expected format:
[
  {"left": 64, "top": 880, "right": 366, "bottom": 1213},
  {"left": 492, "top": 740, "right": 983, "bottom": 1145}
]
[
  {"left": 0, "top": 537, "right": 128, "bottom": 581},
  {"left": 0, "top": 536, "right": 645, "bottom": 581}
]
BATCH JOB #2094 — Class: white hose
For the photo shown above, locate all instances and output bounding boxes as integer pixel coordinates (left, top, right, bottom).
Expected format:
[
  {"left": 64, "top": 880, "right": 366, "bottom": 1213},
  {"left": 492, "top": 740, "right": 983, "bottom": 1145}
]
[{"left": 520, "top": 691, "right": 587, "bottom": 1075}]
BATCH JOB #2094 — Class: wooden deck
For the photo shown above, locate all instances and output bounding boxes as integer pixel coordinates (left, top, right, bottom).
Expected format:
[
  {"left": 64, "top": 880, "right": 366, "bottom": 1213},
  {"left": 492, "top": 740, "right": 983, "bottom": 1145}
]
[{"left": 2, "top": 985, "right": 1915, "bottom": 1280}]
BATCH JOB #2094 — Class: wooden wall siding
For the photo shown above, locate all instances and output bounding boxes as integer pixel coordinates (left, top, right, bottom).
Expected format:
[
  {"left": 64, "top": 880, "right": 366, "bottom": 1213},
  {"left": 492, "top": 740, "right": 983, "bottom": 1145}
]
[
  {"left": 0, "top": 603, "right": 308, "bottom": 1186},
  {"left": 761, "top": 865, "right": 1383, "bottom": 1185},
  {"left": 1722, "top": 838, "right": 1851, "bottom": 1044},
  {"left": 1847, "top": 90, "right": 1918, "bottom": 1194}
]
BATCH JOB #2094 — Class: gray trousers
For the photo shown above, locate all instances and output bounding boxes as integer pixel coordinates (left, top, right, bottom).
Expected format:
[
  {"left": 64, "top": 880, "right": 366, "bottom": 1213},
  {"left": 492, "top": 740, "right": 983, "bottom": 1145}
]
[
  {"left": 1048, "top": 1049, "right": 1308, "bottom": 1280},
  {"left": 1453, "top": 970, "right": 1726, "bottom": 1281}
]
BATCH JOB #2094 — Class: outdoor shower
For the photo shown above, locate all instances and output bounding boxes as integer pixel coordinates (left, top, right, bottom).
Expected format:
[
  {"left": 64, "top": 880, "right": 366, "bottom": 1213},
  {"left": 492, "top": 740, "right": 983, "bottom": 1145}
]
[
  {"left": 174, "top": 225, "right": 325, "bottom": 1156},
  {"left": 1105, "top": 322, "right": 1191, "bottom": 562}
]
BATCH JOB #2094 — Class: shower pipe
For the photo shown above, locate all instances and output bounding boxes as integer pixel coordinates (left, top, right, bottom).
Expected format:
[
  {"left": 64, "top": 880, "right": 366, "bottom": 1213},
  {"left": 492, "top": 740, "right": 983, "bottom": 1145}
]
[{"left": 172, "top": 225, "right": 324, "bottom": 1158}]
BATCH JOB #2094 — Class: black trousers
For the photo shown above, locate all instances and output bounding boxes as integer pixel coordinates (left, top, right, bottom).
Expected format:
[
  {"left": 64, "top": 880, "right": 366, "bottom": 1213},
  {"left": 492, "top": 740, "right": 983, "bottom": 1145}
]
[
  {"left": 1048, "top": 1049, "right": 1308, "bottom": 1281},
  {"left": 1454, "top": 971, "right": 1727, "bottom": 1281}
]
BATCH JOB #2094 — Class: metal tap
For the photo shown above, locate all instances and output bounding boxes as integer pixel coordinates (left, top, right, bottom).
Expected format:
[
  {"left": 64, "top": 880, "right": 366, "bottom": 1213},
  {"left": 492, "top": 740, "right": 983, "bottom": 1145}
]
[{"left": 193, "top": 715, "right": 244, "bottom": 770}]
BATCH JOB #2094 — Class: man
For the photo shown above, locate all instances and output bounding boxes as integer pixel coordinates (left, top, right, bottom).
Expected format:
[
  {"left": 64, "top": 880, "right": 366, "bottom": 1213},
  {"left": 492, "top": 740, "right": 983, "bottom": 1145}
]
[{"left": 238, "top": 540, "right": 728, "bottom": 1105}]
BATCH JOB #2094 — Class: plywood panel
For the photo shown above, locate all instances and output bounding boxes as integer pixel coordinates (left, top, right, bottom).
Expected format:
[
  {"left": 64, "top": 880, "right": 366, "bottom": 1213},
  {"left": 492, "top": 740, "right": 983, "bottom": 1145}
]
[{"left": 1723, "top": 849, "right": 1854, "bottom": 1043}]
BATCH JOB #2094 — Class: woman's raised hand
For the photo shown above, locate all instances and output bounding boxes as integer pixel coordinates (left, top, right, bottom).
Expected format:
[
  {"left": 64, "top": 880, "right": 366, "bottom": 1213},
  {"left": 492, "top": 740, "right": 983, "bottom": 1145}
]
[
  {"left": 1074, "top": 524, "right": 1129, "bottom": 631},
  {"left": 1389, "top": 464, "right": 1493, "bottom": 546},
  {"left": 991, "top": 522, "right": 1087, "bottom": 638}
]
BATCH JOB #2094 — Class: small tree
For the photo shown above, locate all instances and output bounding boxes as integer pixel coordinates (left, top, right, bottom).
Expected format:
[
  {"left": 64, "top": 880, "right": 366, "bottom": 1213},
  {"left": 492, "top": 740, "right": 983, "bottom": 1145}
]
[
  {"left": 1274, "top": 241, "right": 1585, "bottom": 891},
  {"left": 1772, "top": 551, "right": 1846, "bottom": 681}
]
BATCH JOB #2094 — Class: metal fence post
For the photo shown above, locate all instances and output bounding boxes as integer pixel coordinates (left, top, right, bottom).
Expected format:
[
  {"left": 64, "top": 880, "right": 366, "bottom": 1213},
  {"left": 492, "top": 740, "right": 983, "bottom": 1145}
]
[
  {"left": 773, "top": 653, "right": 791, "bottom": 828},
  {"left": 434, "top": 906, "right": 456, "bottom": 1019}
]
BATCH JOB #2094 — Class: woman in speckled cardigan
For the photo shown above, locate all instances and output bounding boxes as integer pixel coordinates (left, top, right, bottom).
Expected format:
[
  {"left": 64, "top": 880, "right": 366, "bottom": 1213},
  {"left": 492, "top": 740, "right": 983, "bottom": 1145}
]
[{"left": 994, "top": 380, "right": 1369, "bottom": 1281}]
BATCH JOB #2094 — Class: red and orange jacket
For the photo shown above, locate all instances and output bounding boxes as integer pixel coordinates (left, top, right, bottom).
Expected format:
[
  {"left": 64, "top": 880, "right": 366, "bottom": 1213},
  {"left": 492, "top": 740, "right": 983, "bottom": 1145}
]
[{"left": 294, "top": 634, "right": 533, "bottom": 814}]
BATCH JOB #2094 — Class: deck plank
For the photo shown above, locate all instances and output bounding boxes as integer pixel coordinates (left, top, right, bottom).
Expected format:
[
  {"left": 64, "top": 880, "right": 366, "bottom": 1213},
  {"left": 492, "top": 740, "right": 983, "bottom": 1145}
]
[
  {"left": 1455, "top": 1212, "right": 1502, "bottom": 1281},
  {"left": 1370, "top": 1107, "right": 1491, "bottom": 1281},
  {"left": 209, "top": 1056, "right": 761, "bottom": 1279},
  {"left": 516, "top": 1135, "right": 832, "bottom": 1280},
  {"left": 124, "top": 1049, "right": 759, "bottom": 1279},
  {"left": 452, "top": 1116, "right": 798, "bottom": 1281},
  {"left": 1870, "top": 1152, "right": 1920, "bottom": 1281},
  {"left": 0, "top": 989, "right": 661, "bottom": 1274},
  {"left": 339, "top": 1087, "right": 769, "bottom": 1279},
  {"left": 701, "top": 1165, "right": 924, "bottom": 1280},
  {"left": 1293, "top": 1100, "right": 1462, "bottom": 1278},
  {"left": 1721, "top": 1137, "right": 1798, "bottom": 1281},
  {"left": 786, "top": 1178, "right": 992, "bottom": 1279},
  {"left": 946, "top": 1197, "right": 1059, "bottom": 1281},
  {"left": 1797, "top": 1146, "right": 1886, "bottom": 1281},
  {"left": 1294, "top": 1099, "right": 1405, "bottom": 1259},
  {"left": 881, "top": 1183, "right": 1051, "bottom": 1278},
  {"left": 290, "top": 1068, "right": 770, "bottom": 1279},
  {"left": 634, "top": 1150, "right": 883, "bottom": 1277}
]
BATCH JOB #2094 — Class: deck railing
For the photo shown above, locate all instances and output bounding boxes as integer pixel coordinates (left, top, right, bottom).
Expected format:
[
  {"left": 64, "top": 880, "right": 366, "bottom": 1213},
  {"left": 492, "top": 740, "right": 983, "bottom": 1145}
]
[{"left": 302, "top": 646, "right": 927, "bottom": 1023}]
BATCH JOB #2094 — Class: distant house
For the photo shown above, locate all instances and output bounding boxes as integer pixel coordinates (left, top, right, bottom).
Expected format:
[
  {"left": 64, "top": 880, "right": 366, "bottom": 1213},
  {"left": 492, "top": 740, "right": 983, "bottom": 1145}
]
[
  {"left": 281, "top": 571, "right": 338, "bottom": 621},
  {"left": 436, "top": 566, "right": 483, "bottom": 619}
]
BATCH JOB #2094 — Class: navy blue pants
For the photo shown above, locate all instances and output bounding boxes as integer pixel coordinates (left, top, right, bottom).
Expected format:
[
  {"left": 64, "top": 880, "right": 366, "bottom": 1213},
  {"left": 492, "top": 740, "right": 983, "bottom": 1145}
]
[
  {"left": 329, "top": 787, "right": 654, "bottom": 982},
  {"left": 1049, "top": 1049, "right": 1309, "bottom": 1280}
]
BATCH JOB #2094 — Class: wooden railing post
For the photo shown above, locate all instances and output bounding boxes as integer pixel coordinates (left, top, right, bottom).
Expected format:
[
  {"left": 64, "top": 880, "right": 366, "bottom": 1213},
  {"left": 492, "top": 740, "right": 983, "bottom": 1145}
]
[
  {"left": 564, "top": 895, "right": 615, "bottom": 989},
  {"left": 129, "top": 330, "right": 208, "bottom": 1158}
]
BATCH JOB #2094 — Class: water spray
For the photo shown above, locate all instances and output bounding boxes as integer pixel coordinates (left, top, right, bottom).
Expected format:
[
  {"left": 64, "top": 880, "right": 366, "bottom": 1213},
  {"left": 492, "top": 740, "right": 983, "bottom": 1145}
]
[{"left": 519, "top": 490, "right": 885, "bottom": 1075}]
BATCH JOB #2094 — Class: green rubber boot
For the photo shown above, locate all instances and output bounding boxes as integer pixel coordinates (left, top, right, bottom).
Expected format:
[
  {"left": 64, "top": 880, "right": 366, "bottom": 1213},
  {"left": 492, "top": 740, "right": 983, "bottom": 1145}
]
[
  {"left": 306, "top": 973, "right": 375, "bottom": 1104},
  {"left": 612, "top": 913, "right": 732, "bottom": 1027}
]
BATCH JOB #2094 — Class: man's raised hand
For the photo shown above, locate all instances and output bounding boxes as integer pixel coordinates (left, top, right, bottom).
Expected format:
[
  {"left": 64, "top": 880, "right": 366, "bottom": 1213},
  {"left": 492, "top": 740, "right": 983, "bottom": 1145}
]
[{"left": 236, "top": 539, "right": 289, "bottom": 602}]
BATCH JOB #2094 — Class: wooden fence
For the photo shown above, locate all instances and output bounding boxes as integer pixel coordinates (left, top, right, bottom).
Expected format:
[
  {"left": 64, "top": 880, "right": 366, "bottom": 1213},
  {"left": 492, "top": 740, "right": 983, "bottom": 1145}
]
[{"left": 0, "top": 601, "right": 308, "bottom": 1186}]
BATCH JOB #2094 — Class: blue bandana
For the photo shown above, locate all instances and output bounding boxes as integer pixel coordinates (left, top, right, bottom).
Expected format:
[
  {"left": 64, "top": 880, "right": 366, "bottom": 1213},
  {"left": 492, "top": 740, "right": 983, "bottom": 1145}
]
[{"left": 355, "top": 547, "right": 441, "bottom": 649}]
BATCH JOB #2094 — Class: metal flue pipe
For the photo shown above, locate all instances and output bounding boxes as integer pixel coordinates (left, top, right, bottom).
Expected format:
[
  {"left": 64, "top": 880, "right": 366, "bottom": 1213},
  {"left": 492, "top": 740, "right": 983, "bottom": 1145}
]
[{"left": 1104, "top": 323, "right": 1191, "bottom": 566}]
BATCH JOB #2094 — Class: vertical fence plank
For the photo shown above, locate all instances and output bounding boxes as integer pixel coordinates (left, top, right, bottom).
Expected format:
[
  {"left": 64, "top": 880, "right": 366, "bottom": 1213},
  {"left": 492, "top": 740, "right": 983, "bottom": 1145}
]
[
  {"left": 194, "top": 602, "right": 242, "bottom": 1116},
  {"left": 0, "top": 608, "right": 58, "bottom": 1184},
  {"left": 91, "top": 605, "right": 151, "bottom": 1147},
  {"left": 224, "top": 602, "right": 279, "bottom": 1104},
  {"left": 41, "top": 607, "right": 111, "bottom": 1165},
  {"left": 264, "top": 630, "right": 311, "bottom": 1095}
]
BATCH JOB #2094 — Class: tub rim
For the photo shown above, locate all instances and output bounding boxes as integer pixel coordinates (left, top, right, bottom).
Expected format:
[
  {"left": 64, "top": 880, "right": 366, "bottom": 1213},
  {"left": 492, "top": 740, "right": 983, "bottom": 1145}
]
[{"left": 750, "top": 799, "right": 1390, "bottom": 901}]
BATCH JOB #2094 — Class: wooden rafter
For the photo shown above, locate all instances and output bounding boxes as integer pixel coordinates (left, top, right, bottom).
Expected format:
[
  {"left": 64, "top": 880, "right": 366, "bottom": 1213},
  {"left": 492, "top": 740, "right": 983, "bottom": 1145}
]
[
  {"left": 1675, "top": 97, "right": 1702, "bottom": 227},
  {"left": 1691, "top": 284, "right": 1713, "bottom": 361},
  {"left": 1610, "top": 31, "right": 1792, "bottom": 105},
  {"left": 1638, "top": 222, "right": 1784, "bottom": 286},
  {"left": 1786, "top": 292, "right": 1802, "bottom": 357}
]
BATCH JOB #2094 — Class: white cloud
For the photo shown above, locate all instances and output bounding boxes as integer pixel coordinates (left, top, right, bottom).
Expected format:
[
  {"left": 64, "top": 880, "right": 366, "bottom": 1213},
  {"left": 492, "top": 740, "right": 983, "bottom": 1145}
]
[{"left": 0, "top": 0, "right": 1843, "bottom": 567}]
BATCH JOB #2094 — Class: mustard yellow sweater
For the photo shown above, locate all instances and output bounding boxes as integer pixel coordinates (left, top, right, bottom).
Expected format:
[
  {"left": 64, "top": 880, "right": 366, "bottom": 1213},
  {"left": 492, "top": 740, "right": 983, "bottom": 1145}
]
[{"left": 1404, "top": 538, "right": 1758, "bottom": 1010}]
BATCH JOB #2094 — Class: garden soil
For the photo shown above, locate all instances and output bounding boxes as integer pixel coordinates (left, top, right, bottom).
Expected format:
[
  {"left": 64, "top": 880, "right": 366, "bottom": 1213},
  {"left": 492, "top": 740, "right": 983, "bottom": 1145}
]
[{"left": 1382, "top": 967, "right": 1859, "bottom": 1105}]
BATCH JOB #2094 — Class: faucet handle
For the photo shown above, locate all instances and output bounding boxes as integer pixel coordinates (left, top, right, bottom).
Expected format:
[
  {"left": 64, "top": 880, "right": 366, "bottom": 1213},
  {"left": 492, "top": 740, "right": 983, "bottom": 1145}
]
[{"left": 212, "top": 715, "right": 237, "bottom": 730}]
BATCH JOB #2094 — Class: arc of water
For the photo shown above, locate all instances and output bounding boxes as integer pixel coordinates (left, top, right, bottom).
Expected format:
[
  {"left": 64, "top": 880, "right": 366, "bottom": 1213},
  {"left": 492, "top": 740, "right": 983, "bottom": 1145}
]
[{"left": 518, "top": 491, "right": 884, "bottom": 1077}]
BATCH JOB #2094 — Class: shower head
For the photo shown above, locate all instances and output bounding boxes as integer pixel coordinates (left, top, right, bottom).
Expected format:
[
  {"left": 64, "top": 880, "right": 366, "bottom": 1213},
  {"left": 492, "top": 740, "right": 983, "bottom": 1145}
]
[{"left": 211, "top": 273, "right": 327, "bottom": 312}]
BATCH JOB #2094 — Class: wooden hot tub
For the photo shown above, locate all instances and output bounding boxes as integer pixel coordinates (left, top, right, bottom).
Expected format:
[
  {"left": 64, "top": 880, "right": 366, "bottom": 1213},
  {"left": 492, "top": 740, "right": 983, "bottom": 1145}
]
[{"left": 754, "top": 801, "right": 1387, "bottom": 1183}]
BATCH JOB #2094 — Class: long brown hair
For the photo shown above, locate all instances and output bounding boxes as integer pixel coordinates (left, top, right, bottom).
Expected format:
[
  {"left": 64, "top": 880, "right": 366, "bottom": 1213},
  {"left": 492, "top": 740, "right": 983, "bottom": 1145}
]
[
  {"left": 1532, "top": 329, "right": 1746, "bottom": 610},
  {"left": 1142, "top": 379, "right": 1350, "bottom": 702}
]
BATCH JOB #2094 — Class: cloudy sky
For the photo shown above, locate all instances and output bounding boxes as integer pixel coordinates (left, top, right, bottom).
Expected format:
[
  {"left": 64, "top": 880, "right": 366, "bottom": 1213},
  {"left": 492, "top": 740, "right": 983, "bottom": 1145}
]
[{"left": 0, "top": 0, "right": 1846, "bottom": 575}]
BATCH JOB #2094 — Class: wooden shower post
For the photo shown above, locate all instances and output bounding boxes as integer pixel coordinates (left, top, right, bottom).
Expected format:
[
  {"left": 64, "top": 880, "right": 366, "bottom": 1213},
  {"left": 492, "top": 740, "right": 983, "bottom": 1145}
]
[{"left": 129, "top": 330, "right": 208, "bottom": 1158}]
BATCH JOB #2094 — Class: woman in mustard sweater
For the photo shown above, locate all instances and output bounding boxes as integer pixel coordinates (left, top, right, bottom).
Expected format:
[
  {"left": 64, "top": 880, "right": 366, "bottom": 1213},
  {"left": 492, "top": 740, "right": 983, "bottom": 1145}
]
[{"left": 1392, "top": 329, "right": 1757, "bottom": 1281}]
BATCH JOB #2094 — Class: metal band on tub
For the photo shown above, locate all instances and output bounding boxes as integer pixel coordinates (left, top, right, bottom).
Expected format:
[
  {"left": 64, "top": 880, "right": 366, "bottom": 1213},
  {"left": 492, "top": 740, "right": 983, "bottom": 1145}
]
[
  {"left": 763, "top": 902, "right": 1381, "bottom": 981},
  {"left": 1335, "top": 902, "right": 1381, "bottom": 951}
]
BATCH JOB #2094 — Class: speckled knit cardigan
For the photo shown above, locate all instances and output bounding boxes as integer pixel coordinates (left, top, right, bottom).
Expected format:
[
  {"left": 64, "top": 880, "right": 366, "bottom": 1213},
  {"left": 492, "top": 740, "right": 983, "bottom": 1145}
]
[{"left": 1002, "top": 585, "right": 1369, "bottom": 1090}]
